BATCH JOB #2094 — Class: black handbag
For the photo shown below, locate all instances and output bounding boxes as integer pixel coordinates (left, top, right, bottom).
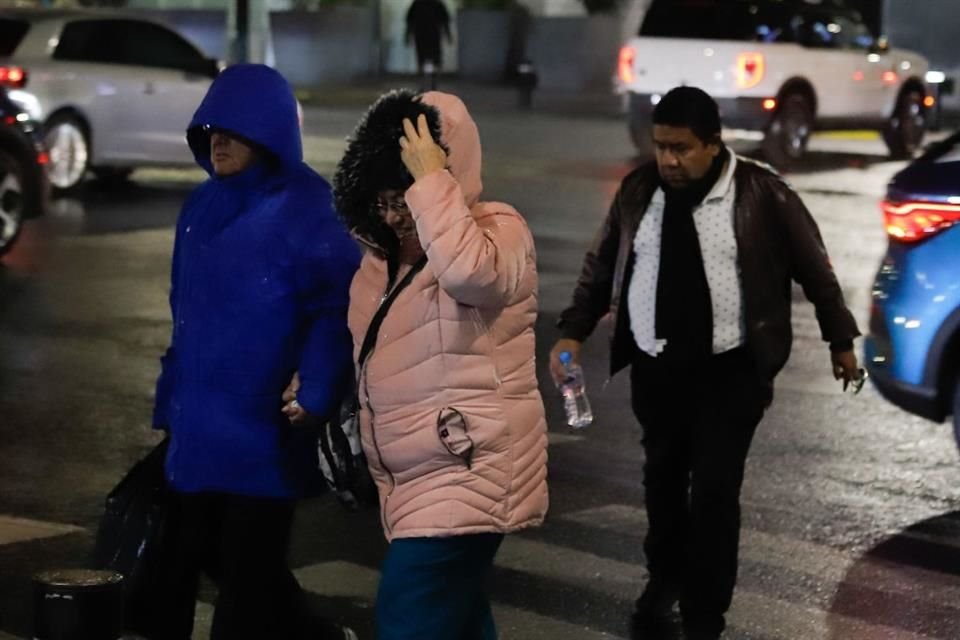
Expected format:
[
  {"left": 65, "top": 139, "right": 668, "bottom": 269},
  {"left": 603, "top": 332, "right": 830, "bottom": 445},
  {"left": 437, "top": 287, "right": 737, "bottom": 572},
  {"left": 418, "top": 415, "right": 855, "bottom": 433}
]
[
  {"left": 318, "top": 255, "right": 427, "bottom": 510},
  {"left": 92, "top": 438, "right": 171, "bottom": 635}
]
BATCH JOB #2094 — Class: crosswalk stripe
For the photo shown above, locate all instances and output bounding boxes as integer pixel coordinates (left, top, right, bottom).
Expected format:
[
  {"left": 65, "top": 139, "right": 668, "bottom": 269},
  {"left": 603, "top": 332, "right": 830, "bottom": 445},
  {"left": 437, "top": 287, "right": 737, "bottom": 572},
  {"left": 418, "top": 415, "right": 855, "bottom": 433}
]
[
  {"left": 191, "top": 602, "right": 214, "bottom": 639},
  {"left": 0, "top": 515, "right": 83, "bottom": 546},
  {"left": 194, "top": 506, "right": 960, "bottom": 640},
  {"left": 293, "top": 532, "right": 939, "bottom": 639},
  {"left": 559, "top": 504, "right": 960, "bottom": 612},
  {"left": 504, "top": 531, "right": 938, "bottom": 640},
  {"left": 290, "top": 535, "right": 939, "bottom": 640},
  {"left": 294, "top": 561, "right": 623, "bottom": 640},
  {"left": 548, "top": 432, "right": 587, "bottom": 445},
  {"left": 4, "top": 502, "right": 952, "bottom": 639},
  {"left": 730, "top": 590, "right": 934, "bottom": 640},
  {"left": 295, "top": 560, "right": 379, "bottom": 601}
]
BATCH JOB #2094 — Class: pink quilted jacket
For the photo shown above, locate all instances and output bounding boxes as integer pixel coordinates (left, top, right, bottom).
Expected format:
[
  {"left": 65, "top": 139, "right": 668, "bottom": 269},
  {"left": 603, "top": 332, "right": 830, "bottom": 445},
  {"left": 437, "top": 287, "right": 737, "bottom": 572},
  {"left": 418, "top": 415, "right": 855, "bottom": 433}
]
[{"left": 348, "top": 92, "right": 549, "bottom": 541}]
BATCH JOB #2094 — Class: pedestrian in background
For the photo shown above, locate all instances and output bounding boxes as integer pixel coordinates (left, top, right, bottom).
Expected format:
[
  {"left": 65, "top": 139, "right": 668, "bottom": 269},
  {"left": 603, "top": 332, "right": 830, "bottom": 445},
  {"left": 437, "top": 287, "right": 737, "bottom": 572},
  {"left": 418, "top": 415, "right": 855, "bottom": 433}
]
[
  {"left": 549, "top": 86, "right": 861, "bottom": 640},
  {"left": 326, "top": 89, "right": 548, "bottom": 639},
  {"left": 405, "top": 0, "right": 452, "bottom": 74},
  {"left": 150, "top": 64, "right": 360, "bottom": 640}
]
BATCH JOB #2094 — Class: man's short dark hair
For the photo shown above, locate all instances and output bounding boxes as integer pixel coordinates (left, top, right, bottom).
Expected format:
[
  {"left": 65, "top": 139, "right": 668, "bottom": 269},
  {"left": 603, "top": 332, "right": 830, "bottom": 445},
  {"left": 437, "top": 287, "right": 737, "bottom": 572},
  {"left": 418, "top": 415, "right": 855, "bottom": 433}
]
[{"left": 652, "top": 86, "right": 722, "bottom": 144}]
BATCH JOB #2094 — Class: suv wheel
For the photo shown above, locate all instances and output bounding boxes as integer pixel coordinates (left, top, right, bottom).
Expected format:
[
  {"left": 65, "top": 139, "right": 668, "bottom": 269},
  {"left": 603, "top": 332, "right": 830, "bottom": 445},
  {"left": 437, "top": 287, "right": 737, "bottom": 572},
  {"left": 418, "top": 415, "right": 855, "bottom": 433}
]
[
  {"left": 0, "top": 148, "right": 25, "bottom": 256},
  {"left": 883, "top": 90, "right": 925, "bottom": 159},
  {"left": 44, "top": 115, "right": 90, "bottom": 191},
  {"left": 762, "top": 94, "right": 813, "bottom": 169}
]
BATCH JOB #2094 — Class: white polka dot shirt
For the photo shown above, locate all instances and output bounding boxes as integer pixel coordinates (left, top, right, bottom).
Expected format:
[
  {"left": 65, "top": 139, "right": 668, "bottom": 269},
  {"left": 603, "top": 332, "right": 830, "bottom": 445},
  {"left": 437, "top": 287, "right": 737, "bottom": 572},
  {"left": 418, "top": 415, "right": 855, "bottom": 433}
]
[{"left": 628, "top": 152, "right": 746, "bottom": 357}]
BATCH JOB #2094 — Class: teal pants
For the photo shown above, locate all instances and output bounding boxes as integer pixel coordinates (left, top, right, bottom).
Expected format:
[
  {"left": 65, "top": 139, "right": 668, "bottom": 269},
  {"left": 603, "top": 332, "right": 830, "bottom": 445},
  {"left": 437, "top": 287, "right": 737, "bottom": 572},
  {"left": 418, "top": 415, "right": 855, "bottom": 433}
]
[{"left": 375, "top": 533, "right": 504, "bottom": 640}]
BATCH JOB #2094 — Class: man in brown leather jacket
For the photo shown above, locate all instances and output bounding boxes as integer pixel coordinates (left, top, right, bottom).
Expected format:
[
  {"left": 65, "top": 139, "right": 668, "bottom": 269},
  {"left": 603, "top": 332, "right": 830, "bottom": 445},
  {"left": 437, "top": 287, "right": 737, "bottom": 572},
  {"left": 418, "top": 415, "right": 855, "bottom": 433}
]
[{"left": 549, "top": 87, "right": 861, "bottom": 640}]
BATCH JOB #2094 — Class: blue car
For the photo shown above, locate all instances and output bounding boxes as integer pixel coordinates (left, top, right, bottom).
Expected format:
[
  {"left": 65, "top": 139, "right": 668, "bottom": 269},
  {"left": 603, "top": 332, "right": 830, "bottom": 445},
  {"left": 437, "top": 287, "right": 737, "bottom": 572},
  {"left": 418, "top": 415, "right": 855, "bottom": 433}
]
[{"left": 866, "top": 130, "right": 960, "bottom": 445}]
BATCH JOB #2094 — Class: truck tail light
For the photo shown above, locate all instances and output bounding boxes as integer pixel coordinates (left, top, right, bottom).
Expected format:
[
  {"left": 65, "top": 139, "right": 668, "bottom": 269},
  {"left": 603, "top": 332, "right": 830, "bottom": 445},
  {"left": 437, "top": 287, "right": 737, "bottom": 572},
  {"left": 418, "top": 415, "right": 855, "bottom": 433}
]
[
  {"left": 736, "top": 53, "right": 764, "bottom": 89},
  {"left": 618, "top": 46, "right": 635, "bottom": 84},
  {"left": 0, "top": 66, "right": 27, "bottom": 89},
  {"left": 882, "top": 199, "right": 960, "bottom": 242},
  {"left": 0, "top": 65, "right": 27, "bottom": 89}
]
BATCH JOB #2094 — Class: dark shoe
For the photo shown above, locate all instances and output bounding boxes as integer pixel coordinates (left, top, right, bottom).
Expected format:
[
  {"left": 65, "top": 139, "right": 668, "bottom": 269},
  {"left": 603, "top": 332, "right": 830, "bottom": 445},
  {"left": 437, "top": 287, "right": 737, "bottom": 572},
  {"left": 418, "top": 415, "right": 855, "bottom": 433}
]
[
  {"left": 682, "top": 621, "right": 722, "bottom": 640},
  {"left": 631, "top": 612, "right": 681, "bottom": 639},
  {"left": 634, "top": 579, "right": 680, "bottom": 619},
  {"left": 630, "top": 580, "right": 681, "bottom": 639}
]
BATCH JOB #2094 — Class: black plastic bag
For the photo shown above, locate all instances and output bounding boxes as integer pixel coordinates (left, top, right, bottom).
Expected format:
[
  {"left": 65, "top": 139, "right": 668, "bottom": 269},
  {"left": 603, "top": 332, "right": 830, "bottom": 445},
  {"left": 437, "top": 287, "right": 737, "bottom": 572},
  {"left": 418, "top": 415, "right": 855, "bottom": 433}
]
[{"left": 92, "top": 438, "right": 171, "bottom": 635}]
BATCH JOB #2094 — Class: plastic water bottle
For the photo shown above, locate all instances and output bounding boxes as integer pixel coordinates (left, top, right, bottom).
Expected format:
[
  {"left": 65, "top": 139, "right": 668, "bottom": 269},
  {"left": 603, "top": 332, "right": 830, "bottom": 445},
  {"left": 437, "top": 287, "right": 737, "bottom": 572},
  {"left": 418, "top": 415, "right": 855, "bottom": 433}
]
[
  {"left": 846, "top": 368, "right": 868, "bottom": 395},
  {"left": 558, "top": 351, "right": 593, "bottom": 429}
]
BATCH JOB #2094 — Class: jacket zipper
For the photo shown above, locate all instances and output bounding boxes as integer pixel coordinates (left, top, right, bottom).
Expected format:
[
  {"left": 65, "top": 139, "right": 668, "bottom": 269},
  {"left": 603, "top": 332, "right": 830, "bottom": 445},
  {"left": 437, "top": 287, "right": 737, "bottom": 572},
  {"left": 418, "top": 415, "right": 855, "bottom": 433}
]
[{"left": 363, "top": 273, "right": 403, "bottom": 536}]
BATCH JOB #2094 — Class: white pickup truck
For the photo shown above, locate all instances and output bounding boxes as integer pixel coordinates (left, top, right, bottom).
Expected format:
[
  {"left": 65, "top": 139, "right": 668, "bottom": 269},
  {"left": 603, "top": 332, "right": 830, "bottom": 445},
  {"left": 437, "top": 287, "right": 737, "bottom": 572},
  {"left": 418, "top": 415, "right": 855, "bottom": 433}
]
[{"left": 617, "top": 0, "right": 931, "bottom": 166}]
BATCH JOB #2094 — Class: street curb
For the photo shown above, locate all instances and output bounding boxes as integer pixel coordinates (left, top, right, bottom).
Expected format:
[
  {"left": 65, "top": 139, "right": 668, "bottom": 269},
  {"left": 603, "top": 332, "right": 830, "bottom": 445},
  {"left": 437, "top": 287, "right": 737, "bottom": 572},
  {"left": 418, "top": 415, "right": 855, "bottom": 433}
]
[{"left": 294, "top": 75, "right": 626, "bottom": 119}]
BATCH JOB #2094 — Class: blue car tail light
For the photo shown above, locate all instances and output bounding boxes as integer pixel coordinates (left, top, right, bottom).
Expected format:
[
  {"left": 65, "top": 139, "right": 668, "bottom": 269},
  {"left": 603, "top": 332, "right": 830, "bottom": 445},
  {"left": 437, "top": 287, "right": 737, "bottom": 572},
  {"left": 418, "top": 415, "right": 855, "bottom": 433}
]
[{"left": 882, "top": 199, "right": 960, "bottom": 243}]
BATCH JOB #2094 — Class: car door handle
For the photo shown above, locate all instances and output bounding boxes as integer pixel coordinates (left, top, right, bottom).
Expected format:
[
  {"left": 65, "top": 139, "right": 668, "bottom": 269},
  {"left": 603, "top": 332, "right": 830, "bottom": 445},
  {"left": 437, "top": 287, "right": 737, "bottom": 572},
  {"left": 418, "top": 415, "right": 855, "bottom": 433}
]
[{"left": 144, "top": 81, "right": 156, "bottom": 95}]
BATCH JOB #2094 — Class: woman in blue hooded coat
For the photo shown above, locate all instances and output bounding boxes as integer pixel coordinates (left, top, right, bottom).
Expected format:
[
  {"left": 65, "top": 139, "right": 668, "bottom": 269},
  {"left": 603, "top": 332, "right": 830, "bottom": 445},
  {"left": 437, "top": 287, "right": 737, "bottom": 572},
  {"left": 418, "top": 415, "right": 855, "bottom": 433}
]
[{"left": 150, "top": 64, "right": 360, "bottom": 640}]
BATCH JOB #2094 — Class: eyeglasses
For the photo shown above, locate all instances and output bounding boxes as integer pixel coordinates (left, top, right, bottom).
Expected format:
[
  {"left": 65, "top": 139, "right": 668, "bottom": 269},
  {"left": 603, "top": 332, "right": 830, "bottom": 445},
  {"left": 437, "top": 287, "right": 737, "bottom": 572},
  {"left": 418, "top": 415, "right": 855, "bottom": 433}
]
[{"left": 375, "top": 198, "right": 409, "bottom": 216}]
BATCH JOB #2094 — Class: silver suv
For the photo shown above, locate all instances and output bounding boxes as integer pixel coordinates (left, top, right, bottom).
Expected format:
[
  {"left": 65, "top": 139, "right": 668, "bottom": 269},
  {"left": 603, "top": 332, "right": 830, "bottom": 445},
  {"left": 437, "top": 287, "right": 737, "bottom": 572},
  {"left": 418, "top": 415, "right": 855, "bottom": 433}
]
[
  {"left": 618, "top": 0, "right": 930, "bottom": 167},
  {"left": 0, "top": 9, "right": 219, "bottom": 190}
]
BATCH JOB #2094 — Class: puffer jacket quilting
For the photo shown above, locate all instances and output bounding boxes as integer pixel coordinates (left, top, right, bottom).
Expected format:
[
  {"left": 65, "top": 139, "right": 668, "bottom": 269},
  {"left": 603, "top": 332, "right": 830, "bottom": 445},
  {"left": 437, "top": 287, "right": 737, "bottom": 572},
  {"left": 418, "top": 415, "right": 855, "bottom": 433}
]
[{"left": 346, "top": 92, "right": 548, "bottom": 541}]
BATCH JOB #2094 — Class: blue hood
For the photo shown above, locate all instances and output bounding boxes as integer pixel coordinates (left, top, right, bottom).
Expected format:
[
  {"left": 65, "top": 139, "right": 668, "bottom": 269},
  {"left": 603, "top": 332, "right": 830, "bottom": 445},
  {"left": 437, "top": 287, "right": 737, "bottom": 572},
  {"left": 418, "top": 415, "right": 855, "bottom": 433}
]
[{"left": 187, "top": 64, "right": 302, "bottom": 175}]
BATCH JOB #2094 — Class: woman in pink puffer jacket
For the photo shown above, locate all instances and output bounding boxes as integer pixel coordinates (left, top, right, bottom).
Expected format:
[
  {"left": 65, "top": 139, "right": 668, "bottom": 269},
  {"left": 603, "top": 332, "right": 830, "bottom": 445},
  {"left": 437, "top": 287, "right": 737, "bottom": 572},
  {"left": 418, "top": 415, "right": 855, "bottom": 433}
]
[{"left": 332, "top": 90, "right": 549, "bottom": 639}]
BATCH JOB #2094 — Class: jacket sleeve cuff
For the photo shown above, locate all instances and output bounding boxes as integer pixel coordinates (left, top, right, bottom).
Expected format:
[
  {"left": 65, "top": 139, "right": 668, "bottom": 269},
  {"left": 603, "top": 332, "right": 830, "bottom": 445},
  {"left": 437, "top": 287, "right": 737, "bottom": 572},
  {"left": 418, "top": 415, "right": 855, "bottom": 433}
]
[
  {"left": 556, "top": 316, "right": 592, "bottom": 343},
  {"left": 296, "top": 383, "right": 334, "bottom": 421},
  {"left": 829, "top": 339, "right": 854, "bottom": 353}
]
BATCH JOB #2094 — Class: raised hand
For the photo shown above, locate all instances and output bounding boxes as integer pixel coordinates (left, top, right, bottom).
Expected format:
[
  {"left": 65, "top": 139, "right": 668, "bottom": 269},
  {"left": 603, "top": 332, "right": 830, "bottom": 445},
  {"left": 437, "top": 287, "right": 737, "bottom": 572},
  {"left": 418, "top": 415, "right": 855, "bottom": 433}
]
[{"left": 399, "top": 114, "right": 447, "bottom": 181}]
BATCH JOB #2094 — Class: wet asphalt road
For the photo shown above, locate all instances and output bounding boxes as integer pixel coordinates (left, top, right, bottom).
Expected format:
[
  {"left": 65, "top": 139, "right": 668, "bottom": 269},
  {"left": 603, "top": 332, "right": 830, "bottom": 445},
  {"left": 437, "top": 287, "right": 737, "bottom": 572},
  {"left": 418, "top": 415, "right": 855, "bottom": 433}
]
[{"left": 1, "top": 99, "right": 959, "bottom": 640}]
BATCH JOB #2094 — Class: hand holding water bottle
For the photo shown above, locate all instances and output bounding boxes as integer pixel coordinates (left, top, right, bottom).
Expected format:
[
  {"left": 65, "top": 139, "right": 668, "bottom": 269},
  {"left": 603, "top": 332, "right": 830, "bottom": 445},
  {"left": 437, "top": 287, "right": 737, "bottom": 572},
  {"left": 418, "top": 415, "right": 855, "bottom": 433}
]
[
  {"left": 831, "top": 349, "right": 865, "bottom": 394},
  {"left": 549, "top": 339, "right": 582, "bottom": 385},
  {"left": 549, "top": 339, "right": 593, "bottom": 429}
]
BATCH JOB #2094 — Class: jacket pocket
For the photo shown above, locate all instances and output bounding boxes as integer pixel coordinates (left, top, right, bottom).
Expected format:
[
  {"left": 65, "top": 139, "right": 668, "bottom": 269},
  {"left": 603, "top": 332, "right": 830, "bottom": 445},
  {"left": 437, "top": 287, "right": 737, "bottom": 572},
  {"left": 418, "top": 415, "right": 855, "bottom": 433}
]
[{"left": 437, "top": 407, "right": 474, "bottom": 468}]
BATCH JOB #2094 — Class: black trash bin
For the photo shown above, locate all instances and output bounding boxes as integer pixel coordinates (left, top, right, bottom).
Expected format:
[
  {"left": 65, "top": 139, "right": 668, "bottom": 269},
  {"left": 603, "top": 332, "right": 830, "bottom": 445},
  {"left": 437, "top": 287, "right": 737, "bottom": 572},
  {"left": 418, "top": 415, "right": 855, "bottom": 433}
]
[{"left": 33, "top": 569, "right": 124, "bottom": 640}]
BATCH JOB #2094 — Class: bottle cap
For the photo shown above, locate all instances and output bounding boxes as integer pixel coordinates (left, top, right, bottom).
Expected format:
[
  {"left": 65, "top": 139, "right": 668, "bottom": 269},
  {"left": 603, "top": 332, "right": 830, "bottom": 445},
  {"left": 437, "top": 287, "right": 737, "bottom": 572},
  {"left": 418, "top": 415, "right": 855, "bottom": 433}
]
[{"left": 558, "top": 351, "right": 572, "bottom": 364}]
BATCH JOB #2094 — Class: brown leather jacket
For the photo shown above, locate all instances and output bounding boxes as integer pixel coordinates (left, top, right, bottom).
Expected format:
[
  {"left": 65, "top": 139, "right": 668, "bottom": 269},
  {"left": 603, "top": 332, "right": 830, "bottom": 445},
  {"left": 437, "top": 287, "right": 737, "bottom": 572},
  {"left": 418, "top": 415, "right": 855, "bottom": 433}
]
[{"left": 558, "top": 156, "right": 860, "bottom": 381}]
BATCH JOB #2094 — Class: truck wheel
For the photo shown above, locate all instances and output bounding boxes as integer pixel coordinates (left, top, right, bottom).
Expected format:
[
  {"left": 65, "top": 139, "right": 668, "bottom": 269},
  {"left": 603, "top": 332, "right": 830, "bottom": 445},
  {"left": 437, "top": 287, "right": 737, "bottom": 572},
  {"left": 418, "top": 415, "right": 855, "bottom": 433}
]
[
  {"left": 762, "top": 94, "right": 813, "bottom": 170},
  {"left": 883, "top": 90, "right": 925, "bottom": 159}
]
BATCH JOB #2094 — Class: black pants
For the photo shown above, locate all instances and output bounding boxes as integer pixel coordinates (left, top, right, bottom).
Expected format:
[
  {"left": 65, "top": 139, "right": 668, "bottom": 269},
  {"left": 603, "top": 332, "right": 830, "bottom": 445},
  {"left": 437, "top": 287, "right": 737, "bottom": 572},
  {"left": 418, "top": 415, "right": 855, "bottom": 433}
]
[
  {"left": 630, "top": 348, "right": 770, "bottom": 637},
  {"left": 414, "top": 35, "right": 443, "bottom": 71},
  {"left": 149, "top": 491, "right": 312, "bottom": 640}
]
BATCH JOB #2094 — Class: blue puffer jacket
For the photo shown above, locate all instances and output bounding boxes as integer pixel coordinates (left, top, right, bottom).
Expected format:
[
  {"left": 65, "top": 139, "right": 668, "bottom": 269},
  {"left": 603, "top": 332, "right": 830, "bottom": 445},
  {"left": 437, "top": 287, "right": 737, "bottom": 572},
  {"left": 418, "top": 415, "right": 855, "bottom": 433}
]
[{"left": 152, "top": 64, "right": 361, "bottom": 498}]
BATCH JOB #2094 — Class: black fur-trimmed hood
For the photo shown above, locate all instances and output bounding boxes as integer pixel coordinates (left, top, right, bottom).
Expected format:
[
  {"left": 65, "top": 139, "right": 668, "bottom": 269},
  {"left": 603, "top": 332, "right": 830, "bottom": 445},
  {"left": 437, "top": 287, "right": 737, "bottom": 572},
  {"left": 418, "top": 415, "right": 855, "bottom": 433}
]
[
  {"left": 333, "top": 90, "right": 445, "bottom": 254},
  {"left": 334, "top": 90, "right": 484, "bottom": 256}
]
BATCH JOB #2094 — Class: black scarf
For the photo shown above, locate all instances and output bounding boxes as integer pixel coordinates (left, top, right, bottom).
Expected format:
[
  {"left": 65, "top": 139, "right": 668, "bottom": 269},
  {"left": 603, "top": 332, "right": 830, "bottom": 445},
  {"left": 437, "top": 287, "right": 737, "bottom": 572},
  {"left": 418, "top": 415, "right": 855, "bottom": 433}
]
[{"left": 654, "top": 148, "right": 728, "bottom": 364}]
